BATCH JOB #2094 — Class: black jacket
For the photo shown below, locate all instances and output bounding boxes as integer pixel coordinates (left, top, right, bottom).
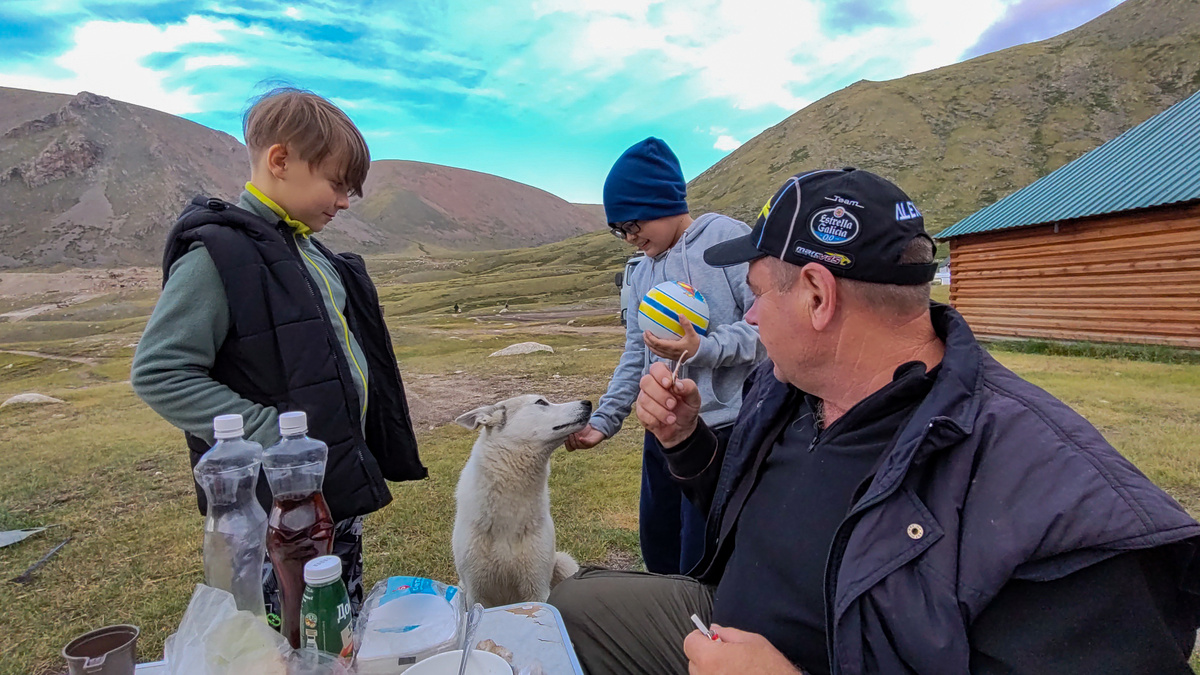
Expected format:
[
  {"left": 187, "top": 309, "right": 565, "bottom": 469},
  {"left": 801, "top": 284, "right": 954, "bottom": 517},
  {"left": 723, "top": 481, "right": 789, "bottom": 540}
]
[
  {"left": 667, "top": 304, "right": 1200, "bottom": 673},
  {"left": 163, "top": 196, "right": 426, "bottom": 522}
]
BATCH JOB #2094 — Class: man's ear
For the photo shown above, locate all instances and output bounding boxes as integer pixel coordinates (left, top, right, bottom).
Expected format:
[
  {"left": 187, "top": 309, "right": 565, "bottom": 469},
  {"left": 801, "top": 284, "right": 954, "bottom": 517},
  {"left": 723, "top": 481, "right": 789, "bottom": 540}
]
[
  {"left": 800, "top": 263, "right": 839, "bottom": 332},
  {"left": 455, "top": 403, "right": 507, "bottom": 430}
]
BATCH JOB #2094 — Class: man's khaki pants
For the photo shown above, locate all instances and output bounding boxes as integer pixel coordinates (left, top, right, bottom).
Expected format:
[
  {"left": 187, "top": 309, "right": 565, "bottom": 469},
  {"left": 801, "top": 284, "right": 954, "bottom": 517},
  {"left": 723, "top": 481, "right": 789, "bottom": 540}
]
[{"left": 549, "top": 567, "right": 717, "bottom": 675}]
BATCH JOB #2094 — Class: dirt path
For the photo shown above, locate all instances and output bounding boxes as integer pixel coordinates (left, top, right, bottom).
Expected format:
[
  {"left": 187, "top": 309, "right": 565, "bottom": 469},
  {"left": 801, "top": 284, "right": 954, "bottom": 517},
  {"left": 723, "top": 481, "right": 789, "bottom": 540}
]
[
  {"left": 0, "top": 294, "right": 100, "bottom": 321},
  {"left": 472, "top": 307, "right": 615, "bottom": 323},
  {"left": 0, "top": 350, "right": 99, "bottom": 366},
  {"left": 0, "top": 269, "right": 155, "bottom": 298},
  {"left": 402, "top": 371, "right": 611, "bottom": 428}
]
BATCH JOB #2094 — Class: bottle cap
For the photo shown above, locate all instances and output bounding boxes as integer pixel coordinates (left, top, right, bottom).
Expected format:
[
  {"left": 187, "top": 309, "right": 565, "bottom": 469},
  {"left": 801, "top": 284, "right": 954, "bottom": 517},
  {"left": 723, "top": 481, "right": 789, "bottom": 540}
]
[
  {"left": 304, "top": 555, "right": 342, "bottom": 586},
  {"left": 279, "top": 411, "right": 308, "bottom": 436},
  {"left": 213, "top": 414, "right": 244, "bottom": 440}
]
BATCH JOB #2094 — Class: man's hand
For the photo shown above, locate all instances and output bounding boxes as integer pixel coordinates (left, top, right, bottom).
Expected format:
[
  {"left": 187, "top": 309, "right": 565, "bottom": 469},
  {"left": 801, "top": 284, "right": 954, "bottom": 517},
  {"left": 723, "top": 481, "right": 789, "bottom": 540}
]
[
  {"left": 684, "top": 625, "right": 802, "bottom": 675},
  {"left": 644, "top": 315, "right": 702, "bottom": 361},
  {"left": 565, "top": 424, "right": 606, "bottom": 451},
  {"left": 636, "top": 361, "right": 701, "bottom": 448}
]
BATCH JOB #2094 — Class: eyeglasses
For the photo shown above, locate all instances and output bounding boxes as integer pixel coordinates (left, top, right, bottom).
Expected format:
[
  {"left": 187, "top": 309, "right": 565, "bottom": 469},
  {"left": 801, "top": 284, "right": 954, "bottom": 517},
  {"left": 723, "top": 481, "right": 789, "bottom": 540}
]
[{"left": 609, "top": 220, "right": 641, "bottom": 239}]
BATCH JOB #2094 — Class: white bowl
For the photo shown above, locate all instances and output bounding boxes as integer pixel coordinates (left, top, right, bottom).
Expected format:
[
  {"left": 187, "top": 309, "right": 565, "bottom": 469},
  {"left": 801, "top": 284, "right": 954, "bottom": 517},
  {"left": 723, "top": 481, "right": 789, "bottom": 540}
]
[{"left": 406, "top": 649, "right": 512, "bottom": 675}]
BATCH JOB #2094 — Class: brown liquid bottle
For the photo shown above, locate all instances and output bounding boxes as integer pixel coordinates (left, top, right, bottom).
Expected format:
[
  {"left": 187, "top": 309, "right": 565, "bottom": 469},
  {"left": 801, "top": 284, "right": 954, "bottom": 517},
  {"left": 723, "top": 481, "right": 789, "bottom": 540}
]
[{"left": 263, "top": 411, "right": 336, "bottom": 648}]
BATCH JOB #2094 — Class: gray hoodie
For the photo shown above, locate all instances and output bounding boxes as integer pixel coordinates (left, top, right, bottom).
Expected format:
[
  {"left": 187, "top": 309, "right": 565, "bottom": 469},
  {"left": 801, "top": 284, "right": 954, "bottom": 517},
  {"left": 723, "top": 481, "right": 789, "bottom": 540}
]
[{"left": 590, "top": 213, "right": 763, "bottom": 438}]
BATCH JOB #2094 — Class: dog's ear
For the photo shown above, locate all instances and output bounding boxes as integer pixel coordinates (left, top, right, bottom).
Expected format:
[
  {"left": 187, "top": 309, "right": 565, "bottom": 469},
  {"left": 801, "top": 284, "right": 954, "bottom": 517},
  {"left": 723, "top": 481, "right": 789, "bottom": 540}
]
[{"left": 455, "top": 403, "right": 507, "bottom": 430}]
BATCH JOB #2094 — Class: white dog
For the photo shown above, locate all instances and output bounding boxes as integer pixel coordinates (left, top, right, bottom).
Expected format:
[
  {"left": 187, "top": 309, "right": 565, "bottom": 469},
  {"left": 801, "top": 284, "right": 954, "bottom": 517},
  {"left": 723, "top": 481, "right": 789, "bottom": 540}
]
[{"left": 452, "top": 395, "right": 590, "bottom": 608}]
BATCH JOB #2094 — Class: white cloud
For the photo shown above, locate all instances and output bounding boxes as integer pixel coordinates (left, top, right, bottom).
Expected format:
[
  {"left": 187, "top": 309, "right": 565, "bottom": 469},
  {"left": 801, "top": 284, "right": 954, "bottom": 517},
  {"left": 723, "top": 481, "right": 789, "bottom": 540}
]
[
  {"left": 183, "top": 54, "right": 247, "bottom": 71},
  {"left": 714, "top": 134, "right": 742, "bottom": 152},
  {"left": 0, "top": 0, "right": 1014, "bottom": 139},
  {"left": 0, "top": 15, "right": 245, "bottom": 114},
  {"left": 467, "top": 0, "right": 1008, "bottom": 118}
]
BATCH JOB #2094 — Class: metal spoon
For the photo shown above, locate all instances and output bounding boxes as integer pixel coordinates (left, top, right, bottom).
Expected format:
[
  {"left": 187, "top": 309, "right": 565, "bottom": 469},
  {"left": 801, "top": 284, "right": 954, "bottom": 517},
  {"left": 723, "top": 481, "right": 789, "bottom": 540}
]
[{"left": 457, "top": 602, "right": 485, "bottom": 675}]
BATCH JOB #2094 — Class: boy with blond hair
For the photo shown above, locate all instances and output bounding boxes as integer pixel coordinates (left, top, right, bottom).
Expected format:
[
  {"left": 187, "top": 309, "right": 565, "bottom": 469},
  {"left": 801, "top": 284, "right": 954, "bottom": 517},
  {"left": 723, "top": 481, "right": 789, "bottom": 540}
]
[{"left": 132, "top": 88, "right": 426, "bottom": 619}]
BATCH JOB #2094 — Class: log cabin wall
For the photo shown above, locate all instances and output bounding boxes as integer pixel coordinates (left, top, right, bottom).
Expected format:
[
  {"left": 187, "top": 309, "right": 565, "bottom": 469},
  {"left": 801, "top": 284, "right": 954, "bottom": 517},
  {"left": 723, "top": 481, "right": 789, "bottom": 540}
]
[{"left": 946, "top": 201, "right": 1200, "bottom": 349}]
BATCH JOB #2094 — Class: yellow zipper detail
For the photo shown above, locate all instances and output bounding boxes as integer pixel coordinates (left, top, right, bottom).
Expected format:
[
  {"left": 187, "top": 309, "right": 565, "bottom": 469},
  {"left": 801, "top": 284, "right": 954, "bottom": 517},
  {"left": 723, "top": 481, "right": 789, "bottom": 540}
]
[
  {"left": 297, "top": 240, "right": 368, "bottom": 420},
  {"left": 245, "top": 182, "right": 313, "bottom": 237}
]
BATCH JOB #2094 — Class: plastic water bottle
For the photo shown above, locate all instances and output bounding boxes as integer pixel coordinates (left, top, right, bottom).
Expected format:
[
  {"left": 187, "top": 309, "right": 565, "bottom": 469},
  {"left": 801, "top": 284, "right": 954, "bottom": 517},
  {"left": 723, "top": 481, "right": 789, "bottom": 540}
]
[
  {"left": 193, "top": 414, "right": 269, "bottom": 617},
  {"left": 301, "top": 555, "right": 354, "bottom": 658},
  {"left": 264, "top": 411, "right": 335, "bottom": 648}
]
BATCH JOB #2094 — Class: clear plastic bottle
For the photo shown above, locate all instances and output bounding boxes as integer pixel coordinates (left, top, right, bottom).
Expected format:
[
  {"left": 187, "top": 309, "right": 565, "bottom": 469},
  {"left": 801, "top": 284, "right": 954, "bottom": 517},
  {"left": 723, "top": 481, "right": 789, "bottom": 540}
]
[
  {"left": 193, "top": 413, "right": 269, "bottom": 617},
  {"left": 264, "top": 411, "right": 336, "bottom": 648}
]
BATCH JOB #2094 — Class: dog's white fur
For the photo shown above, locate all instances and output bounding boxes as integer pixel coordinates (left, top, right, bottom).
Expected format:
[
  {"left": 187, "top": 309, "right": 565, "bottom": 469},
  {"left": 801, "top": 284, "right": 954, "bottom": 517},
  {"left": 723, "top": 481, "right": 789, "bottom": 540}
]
[{"left": 452, "top": 394, "right": 590, "bottom": 608}]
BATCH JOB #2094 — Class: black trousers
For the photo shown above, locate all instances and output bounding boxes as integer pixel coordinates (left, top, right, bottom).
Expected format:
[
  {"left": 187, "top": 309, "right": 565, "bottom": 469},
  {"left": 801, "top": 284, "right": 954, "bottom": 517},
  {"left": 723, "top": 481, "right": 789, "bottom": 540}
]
[{"left": 639, "top": 425, "right": 733, "bottom": 575}]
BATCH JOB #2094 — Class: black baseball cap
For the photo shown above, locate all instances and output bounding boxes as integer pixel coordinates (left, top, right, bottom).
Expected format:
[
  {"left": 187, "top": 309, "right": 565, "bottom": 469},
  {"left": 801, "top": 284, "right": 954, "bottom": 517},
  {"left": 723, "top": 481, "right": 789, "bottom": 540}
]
[{"left": 704, "top": 168, "right": 937, "bottom": 285}]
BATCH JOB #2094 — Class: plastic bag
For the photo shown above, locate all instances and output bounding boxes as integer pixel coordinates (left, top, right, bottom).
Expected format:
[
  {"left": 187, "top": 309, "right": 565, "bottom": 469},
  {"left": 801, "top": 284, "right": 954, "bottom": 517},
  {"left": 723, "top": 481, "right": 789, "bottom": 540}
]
[
  {"left": 165, "top": 584, "right": 360, "bottom": 674},
  {"left": 165, "top": 584, "right": 289, "bottom": 675},
  {"left": 287, "top": 649, "right": 355, "bottom": 675},
  {"left": 352, "top": 576, "right": 464, "bottom": 674}
]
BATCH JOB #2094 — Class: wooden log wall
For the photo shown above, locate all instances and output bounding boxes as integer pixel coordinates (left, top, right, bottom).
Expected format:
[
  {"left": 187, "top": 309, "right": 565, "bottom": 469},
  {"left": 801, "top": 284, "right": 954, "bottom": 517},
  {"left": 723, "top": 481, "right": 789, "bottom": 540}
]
[{"left": 946, "top": 202, "right": 1200, "bottom": 349}]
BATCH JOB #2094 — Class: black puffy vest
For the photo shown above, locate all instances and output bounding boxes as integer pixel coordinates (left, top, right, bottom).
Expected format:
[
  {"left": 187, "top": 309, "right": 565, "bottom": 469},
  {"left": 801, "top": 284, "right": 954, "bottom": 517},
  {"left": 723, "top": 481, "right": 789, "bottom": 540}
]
[{"left": 163, "top": 196, "right": 426, "bottom": 522}]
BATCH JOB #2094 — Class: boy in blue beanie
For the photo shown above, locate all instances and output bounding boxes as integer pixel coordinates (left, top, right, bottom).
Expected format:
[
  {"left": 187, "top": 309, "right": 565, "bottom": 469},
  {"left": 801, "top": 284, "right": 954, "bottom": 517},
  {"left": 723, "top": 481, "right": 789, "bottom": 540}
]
[{"left": 567, "top": 137, "right": 762, "bottom": 575}]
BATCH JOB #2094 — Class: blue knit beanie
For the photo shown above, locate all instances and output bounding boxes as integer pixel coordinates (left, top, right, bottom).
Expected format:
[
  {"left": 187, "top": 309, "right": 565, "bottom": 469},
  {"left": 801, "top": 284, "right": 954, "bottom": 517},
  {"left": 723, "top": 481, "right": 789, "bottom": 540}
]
[{"left": 603, "top": 137, "right": 688, "bottom": 224}]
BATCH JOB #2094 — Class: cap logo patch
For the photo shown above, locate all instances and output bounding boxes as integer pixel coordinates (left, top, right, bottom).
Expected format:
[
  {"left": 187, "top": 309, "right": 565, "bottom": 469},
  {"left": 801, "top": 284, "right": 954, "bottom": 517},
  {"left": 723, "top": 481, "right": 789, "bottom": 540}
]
[
  {"left": 794, "top": 244, "right": 854, "bottom": 269},
  {"left": 825, "top": 195, "right": 862, "bottom": 209},
  {"left": 809, "top": 207, "right": 860, "bottom": 246},
  {"left": 895, "top": 201, "right": 922, "bottom": 221}
]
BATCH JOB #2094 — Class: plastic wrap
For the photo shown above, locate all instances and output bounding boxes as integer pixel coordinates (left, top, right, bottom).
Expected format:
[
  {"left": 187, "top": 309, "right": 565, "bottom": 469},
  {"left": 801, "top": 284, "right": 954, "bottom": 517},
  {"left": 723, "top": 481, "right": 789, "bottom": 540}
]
[
  {"left": 164, "top": 584, "right": 359, "bottom": 674},
  {"left": 164, "top": 585, "right": 289, "bottom": 675},
  {"left": 352, "top": 576, "right": 465, "bottom": 674}
]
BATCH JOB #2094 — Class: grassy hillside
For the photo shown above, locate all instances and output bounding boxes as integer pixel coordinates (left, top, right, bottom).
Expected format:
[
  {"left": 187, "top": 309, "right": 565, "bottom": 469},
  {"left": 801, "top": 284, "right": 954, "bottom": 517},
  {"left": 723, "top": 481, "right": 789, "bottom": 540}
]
[
  {"left": 368, "top": 229, "right": 630, "bottom": 316},
  {"left": 688, "top": 0, "right": 1200, "bottom": 232}
]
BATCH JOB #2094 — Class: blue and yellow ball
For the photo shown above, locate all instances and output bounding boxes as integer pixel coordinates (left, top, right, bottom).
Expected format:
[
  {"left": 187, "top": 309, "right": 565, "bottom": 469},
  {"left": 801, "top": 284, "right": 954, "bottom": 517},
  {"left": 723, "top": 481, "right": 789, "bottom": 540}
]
[{"left": 638, "top": 281, "right": 710, "bottom": 340}]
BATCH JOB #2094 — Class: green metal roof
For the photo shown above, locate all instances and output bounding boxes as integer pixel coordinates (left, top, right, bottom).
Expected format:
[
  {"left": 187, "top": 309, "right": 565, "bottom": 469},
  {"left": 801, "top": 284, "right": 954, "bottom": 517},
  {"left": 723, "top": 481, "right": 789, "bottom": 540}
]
[{"left": 937, "top": 87, "right": 1200, "bottom": 239}]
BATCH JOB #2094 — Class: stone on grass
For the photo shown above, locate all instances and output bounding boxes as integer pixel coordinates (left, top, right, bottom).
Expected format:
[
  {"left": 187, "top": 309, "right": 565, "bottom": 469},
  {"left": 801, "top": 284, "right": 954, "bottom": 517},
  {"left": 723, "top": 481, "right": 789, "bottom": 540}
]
[
  {"left": 489, "top": 342, "right": 554, "bottom": 357},
  {"left": 2, "top": 393, "right": 65, "bottom": 408}
]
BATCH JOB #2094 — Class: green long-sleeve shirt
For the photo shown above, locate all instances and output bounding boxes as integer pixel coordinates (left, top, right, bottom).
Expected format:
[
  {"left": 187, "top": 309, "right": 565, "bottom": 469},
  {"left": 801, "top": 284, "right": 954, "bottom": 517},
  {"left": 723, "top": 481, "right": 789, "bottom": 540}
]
[{"left": 131, "top": 190, "right": 369, "bottom": 448}]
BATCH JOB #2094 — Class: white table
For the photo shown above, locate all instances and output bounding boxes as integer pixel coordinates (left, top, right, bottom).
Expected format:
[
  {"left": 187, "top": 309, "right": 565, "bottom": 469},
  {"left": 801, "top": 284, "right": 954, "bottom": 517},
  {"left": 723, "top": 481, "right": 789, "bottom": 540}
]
[{"left": 135, "top": 602, "right": 583, "bottom": 674}]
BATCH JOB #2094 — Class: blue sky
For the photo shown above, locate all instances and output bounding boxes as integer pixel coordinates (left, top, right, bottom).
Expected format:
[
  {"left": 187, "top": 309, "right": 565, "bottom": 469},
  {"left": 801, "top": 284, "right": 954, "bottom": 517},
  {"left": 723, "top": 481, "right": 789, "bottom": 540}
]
[{"left": 0, "top": 0, "right": 1122, "bottom": 204}]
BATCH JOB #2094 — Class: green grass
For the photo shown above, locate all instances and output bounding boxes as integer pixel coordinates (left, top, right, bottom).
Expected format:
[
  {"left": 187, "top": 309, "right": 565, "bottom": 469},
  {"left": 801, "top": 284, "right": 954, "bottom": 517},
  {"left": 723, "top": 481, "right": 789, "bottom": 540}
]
[
  {"left": 0, "top": 286, "right": 641, "bottom": 674},
  {"left": 2, "top": 247, "right": 1198, "bottom": 673},
  {"left": 930, "top": 284, "right": 949, "bottom": 305},
  {"left": 984, "top": 338, "right": 1200, "bottom": 366}
]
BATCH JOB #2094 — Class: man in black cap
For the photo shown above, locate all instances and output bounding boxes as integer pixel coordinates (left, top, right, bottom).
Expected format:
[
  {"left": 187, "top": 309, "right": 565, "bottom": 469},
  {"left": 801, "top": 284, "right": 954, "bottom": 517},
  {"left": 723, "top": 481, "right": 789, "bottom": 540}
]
[{"left": 550, "top": 169, "right": 1200, "bottom": 674}]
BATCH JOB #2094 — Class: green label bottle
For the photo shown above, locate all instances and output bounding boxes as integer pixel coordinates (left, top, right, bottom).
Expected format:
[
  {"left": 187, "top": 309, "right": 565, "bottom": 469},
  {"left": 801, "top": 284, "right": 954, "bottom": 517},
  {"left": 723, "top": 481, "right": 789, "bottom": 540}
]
[{"left": 300, "top": 555, "right": 354, "bottom": 658}]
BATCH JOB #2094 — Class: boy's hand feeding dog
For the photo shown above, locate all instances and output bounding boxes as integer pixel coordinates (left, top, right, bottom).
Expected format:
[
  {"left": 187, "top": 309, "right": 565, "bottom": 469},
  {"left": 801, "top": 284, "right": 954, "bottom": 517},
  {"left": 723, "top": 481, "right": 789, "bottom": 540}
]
[{"left": 452, "top": 395, "right": 591, "bottom": 607}]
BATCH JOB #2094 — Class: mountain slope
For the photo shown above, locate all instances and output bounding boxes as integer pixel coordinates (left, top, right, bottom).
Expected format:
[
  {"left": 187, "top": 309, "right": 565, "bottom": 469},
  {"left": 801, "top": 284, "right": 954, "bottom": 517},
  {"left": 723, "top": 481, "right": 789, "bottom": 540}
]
[
  {"left": 687, "top": 0, "right": 1200, "bottom": 232},
  {"left": 0, "top": 88, "right": 249, "bottom": 268},
  {"left": 0, "top": 89, "right": 603, "bottom": 268},
  {"left": 353, "top": 161, "right": 603, "bottom": 253},
  {"left": 572, "top": 203, "right": 609, "bottom": 229}
]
